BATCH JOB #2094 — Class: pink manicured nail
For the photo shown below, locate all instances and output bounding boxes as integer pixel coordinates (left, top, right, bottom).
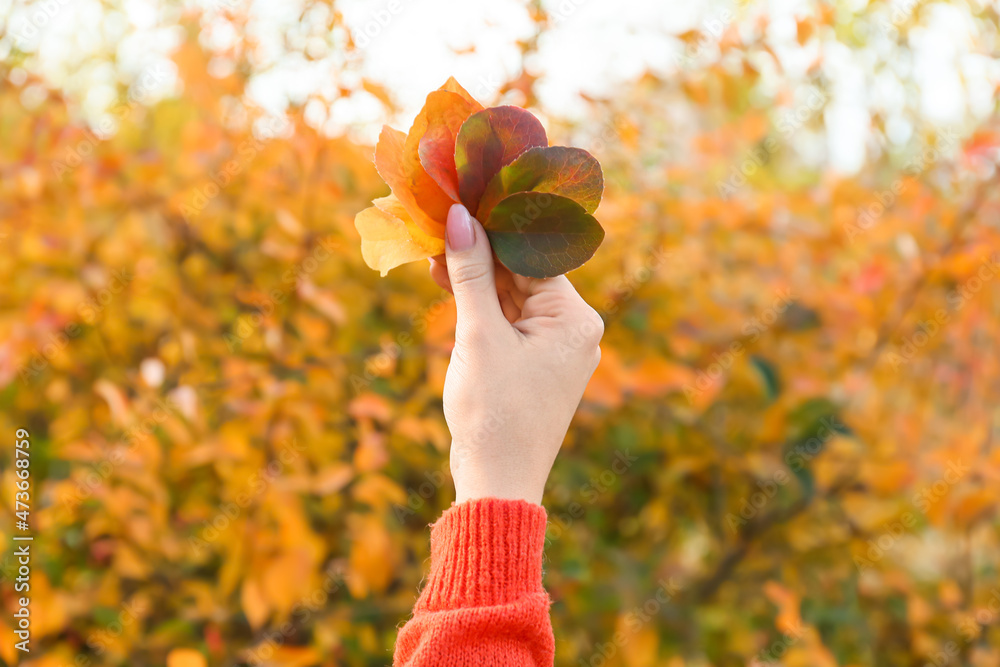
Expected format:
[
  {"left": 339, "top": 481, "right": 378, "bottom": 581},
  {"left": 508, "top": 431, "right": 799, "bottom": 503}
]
[{"left": 446, "top": 204, "right": 475, "bottom": 252}]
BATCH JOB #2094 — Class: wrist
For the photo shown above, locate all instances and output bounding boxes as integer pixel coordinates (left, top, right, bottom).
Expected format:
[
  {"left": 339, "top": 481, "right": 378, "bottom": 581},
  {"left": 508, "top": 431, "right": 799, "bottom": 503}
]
[
  {"left": 455, "top": 482, "right": 544, "bottom": 506},
  {"left": 451, "top": 458, "right": 547, "bottom": 506}
]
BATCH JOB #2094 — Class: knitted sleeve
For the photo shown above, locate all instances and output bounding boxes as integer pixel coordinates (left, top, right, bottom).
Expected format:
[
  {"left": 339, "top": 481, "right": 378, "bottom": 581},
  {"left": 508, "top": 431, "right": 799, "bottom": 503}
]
[{"left": 392, "top": 497, "right": 555, "bottom": 666}]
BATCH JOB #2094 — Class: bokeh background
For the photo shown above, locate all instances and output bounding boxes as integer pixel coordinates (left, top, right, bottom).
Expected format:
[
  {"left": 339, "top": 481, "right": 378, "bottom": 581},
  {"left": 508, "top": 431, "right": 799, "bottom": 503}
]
[{"left": 2, "top": 0, "right": 1000, "bottom": 665}]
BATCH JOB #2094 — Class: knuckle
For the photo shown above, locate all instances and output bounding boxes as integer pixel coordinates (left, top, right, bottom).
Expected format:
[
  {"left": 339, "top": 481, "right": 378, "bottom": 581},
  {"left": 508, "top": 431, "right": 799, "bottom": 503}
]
[
  {"left": 449, "top": 262, "right": 491, "bottom": 287},
  {"left": 580, "top": 306, "right": 605, "bottom": 344}
]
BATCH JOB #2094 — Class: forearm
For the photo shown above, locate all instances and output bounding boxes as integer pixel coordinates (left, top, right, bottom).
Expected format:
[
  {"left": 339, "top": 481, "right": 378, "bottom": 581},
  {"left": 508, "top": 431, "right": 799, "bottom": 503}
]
[
  {"left": 393, "top": 205, "right": 598, "bottom": 666},
  {"left": 393, "top": 498, "right": 555, "bottom": 667}
]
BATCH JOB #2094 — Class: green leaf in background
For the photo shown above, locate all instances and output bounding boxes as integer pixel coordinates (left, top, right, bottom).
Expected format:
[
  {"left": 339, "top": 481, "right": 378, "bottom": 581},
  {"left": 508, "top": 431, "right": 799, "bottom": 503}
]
[
  {"left": 750, "top": 355, "right": 781, "bottom": 403},
  {"left": 475, "top": 145, "right": 604, "bottom": 221},
  {"left": 484, "top": 191, "right": 605, "bottom": 278},
  {"left": 454, "top": 106, "right": 547, "bottom": 213},
  {"left": 782, "top": 398, "right": 850, "bottom": 499}
]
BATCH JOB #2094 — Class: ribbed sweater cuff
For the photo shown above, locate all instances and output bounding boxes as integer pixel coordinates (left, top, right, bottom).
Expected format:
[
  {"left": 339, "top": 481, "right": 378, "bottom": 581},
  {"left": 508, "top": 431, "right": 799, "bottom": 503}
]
[{"left": 416, "top": 497, "right": 548, "bottom": 611}]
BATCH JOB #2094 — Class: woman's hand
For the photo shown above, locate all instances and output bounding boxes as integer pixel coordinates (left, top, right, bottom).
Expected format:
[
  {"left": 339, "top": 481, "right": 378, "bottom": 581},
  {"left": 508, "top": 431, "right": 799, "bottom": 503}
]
[{"left": 431, "top": 204, "right": 604, "bottom": 506}]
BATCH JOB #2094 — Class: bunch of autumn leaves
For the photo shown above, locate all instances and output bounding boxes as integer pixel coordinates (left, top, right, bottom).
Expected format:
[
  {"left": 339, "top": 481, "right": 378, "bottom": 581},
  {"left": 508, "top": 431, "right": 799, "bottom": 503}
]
[{"left": 355, "top": 78, "right": 605, "bottom": 279}]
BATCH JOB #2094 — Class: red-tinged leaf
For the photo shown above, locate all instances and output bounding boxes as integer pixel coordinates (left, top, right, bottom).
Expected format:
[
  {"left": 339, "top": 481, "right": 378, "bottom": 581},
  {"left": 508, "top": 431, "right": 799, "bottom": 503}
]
[
  {"left": 417, "top": 90, "right": 481, "bottom": 200},
  {"left": 476, "top": 145, "right": 604, "bottom": 221},
  {"left": 484, "top": 191, "right": 604, "bottom": 278},
  {"left": 374, "top": 126, "right": 448, "bottom": 237},
  {"left": 454, "top": 106, "right": 547, "bottom": 214}
]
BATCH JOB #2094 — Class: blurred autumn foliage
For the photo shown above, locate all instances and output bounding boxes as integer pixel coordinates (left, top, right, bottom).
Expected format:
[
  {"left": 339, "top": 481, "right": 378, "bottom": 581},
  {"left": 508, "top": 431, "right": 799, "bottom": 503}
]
[{"left": 2, "top": 3, "right": 1000, "bottom": 667}]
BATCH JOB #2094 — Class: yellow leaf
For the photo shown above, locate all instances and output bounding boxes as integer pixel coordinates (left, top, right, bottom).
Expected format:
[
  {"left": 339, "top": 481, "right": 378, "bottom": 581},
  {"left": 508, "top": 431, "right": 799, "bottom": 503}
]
[
  {"left": 258, "top": 646, "right": 323, "bottom": 667},
  {"left": 115, "top": 542, "right": 152, "bottom": 579},
  {"left": 354, "top": 196, "right": 444, "bottom": 276},
  {"left": 622, "top": 625, "right": 660, "bottom": 666},
  {"left": 351, "top": 473, "right": 406, "bottom": 511},
  {"left": 313, "top": 463, "right": 354, "bottom": 495},
  {"left": 347, "top": 513, "right": 397, "bottom": 597}
]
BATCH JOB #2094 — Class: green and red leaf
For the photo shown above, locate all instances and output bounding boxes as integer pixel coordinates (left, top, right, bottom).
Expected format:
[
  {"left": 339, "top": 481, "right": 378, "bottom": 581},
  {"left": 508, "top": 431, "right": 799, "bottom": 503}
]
[
  {"left": 484, "top": 191, "right": 605, "bottom": 278},
  {"left": 454, "top": 106, "right": 548, "bottom": 215},
  {"left": 475, "top": 146, "right": 604, "bottom": 221}
]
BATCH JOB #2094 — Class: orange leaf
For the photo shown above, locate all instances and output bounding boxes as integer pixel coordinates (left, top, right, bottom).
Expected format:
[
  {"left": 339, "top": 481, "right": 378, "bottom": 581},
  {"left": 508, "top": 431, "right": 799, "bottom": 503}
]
[
  {"left": 373, "top": 127, "right": 448, "bottom": 237},
  {"left": 241, "top": 578, "right": 270, "bottom": 630},
  {"left": 438, "top": 76, "right": 482, "bottom": 109},
  {"left": 349, "top": 392, "right": 392, "bottom": 423},
  {"left": 952, "top": 489, "right": 995, "bottom": 526},
  {"left": 167, "top": 649, "right": 207, "bottom": 667},
  {"left": 416, "top": 90, "right": 481, "bottom": 201},
  {"left": 347, "top": 513, "right": 397, "bottom": 596},
  {"left": 763, "top": 581, "right": 802, "bottom": 635}
]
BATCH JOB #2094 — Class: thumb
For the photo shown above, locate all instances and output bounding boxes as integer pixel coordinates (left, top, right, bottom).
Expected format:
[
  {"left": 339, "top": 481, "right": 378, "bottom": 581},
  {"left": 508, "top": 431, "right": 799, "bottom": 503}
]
[{"left": 445, "top": 203, "right": 505, "bottom": 335}]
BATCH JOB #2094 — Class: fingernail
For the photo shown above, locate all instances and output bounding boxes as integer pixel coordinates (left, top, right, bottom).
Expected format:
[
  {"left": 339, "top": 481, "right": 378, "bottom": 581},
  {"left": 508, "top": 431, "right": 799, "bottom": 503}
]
[{"left": 446, "top": 204, "right": 475, "bottom": 252}]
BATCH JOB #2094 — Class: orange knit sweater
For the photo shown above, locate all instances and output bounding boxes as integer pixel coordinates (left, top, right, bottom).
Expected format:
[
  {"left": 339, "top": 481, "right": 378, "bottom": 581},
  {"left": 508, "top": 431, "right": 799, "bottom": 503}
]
[{"left": 393, "top": 498, "right": 555, "bottom": 666}]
